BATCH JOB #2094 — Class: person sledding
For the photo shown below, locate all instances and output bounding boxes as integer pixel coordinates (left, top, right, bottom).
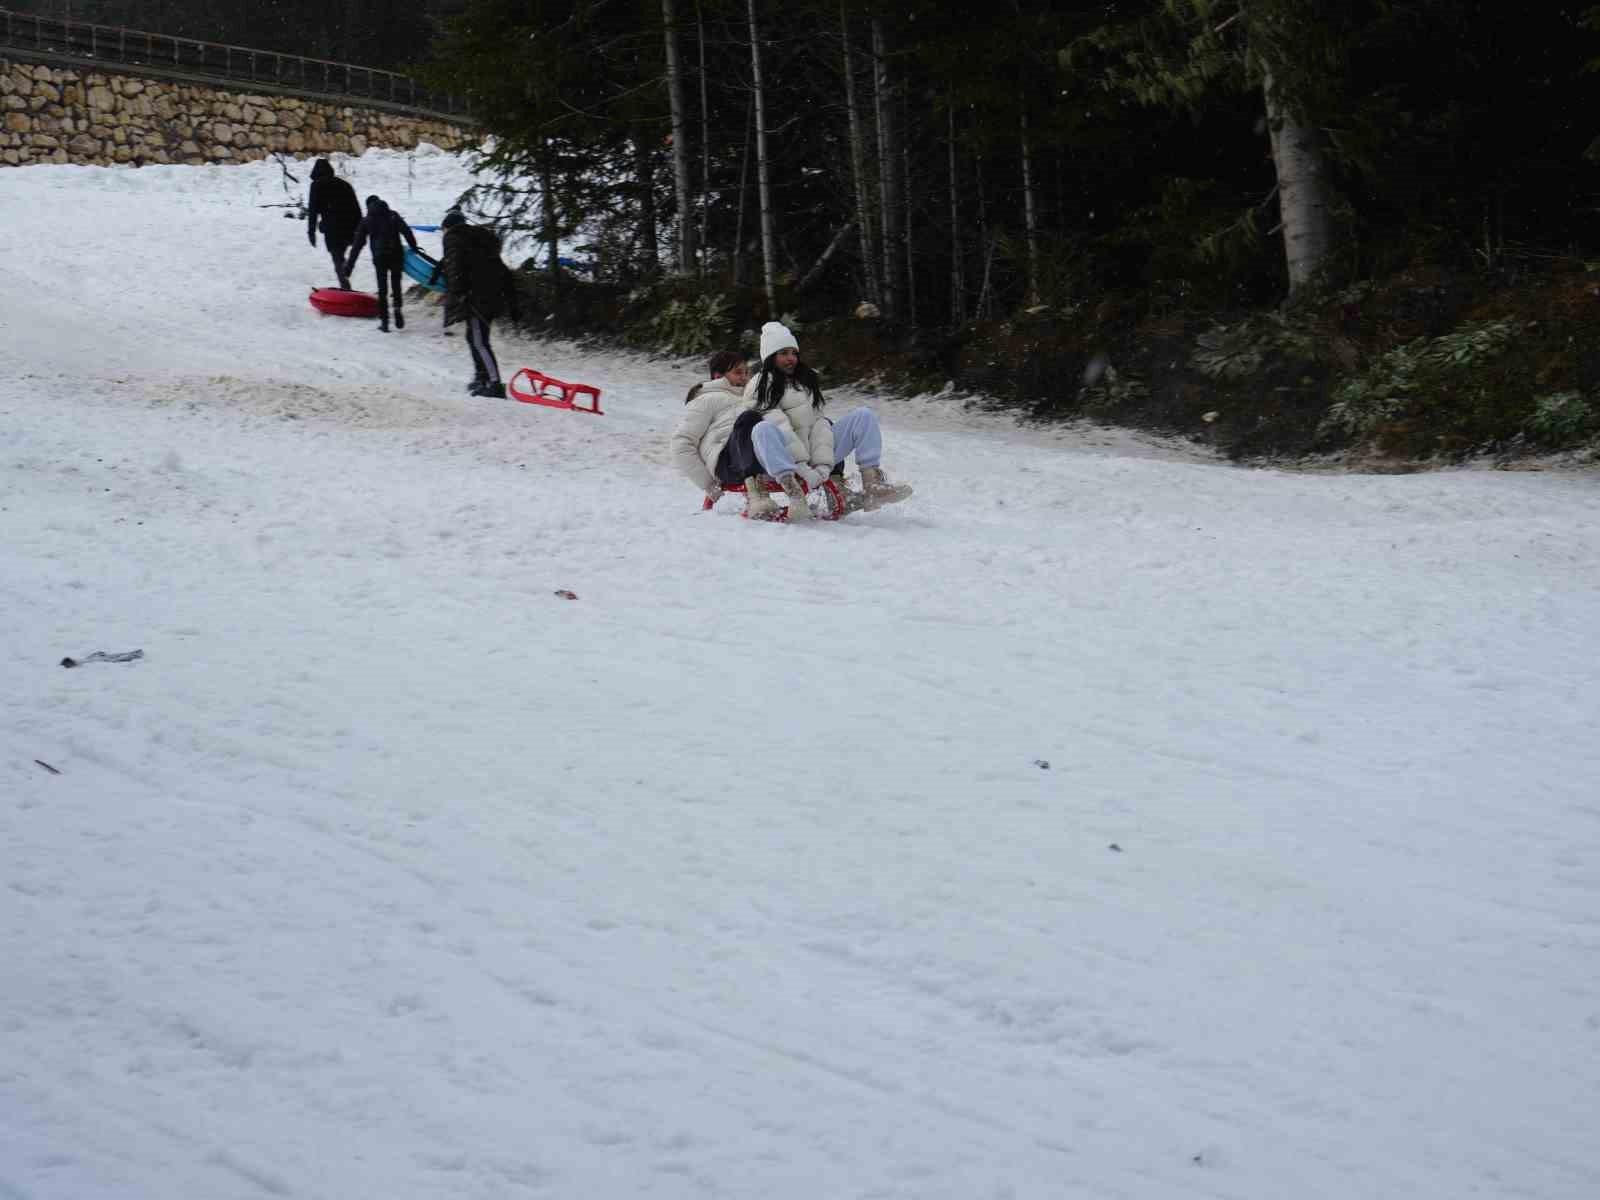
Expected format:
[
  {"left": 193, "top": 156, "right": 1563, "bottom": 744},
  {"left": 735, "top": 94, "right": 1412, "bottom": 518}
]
[
  {"left": 672, "top": 349, "right": 759, "bottom": 511},
  {"left": 430, "top": 209, "right": 522, "bottom": 398},
  {"left": 342, "top": 194, "right": 419, "bottom": 332},
  {"left": 738, "top": 321, "right": 912, "bottom": 521},
  {"left": 670, "top": 326, "right": 912, "bottom": 522}
]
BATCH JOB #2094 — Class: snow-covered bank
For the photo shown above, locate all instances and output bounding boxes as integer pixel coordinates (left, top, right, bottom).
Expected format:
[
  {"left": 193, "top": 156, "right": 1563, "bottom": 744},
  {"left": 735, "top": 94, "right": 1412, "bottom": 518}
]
[{"left": 3, "top": 149, "right": 1598, "bottom": 1200}]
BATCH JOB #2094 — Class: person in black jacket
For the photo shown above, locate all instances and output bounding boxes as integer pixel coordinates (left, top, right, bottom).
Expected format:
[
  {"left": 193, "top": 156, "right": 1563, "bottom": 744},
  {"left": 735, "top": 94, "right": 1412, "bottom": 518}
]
[
  {"left": 343, "top": 195, "right": 419, "bottom": 332},
  {"left": 430, "top": 209, "right": 521, "bottom": 397},
  {"left": 305, "top": 159, "right": 361, "bottom": 290}
]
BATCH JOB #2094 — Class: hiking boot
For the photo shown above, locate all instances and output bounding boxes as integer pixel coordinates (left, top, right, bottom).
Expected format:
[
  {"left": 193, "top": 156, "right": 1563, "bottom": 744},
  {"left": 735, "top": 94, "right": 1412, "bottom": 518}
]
[
  {"left": 859, "top": 465, "right": 912, "bottom": 510},
  {"left": 743, "top": 475, "right": 781, "bottom": 520},
  {"left": 394, "top": 309, "right": 405, "bottom": 329},
  {"left": 477, "top": 381, "right": 506, "bottom": 399},
  {"left": 376, "top": 320, "right": 389, "bottom": 332},
  {"left": 823, "top": 475, "right": 863, "bottom": 516},
  {"left": 777, "top": 472, "right": 813, "bottom": 522},
  {"left": 466, "top": 378, "right": 487, "bottom": 394}
]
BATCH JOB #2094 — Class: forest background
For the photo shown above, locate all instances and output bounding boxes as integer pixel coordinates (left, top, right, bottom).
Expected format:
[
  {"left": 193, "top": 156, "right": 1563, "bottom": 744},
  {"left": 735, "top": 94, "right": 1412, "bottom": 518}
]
[{"left": 12, "top": 0, "right": 1600, "bottom": 464}]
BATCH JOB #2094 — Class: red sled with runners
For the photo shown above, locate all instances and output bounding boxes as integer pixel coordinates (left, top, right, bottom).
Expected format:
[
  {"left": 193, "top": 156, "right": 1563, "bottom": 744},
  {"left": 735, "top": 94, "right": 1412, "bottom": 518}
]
[
  {"left": 703, "top": 476, "right": 849, "bottom": 522},
  {"left": 508, "top": 368, "right": 604, "bottom": 415}
]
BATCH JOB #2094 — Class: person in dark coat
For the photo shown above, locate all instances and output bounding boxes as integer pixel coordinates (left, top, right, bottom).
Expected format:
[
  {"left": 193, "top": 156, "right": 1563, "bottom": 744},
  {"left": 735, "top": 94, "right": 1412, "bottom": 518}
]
[
  {"left": 305, "top": 159, "right": 361, "bottom": 290},
  {"left": 343, "top": 194, "right": 419, "bottom": 332},
  {"left": 430, "top": 209, "right": 521, "bottom": 397}
]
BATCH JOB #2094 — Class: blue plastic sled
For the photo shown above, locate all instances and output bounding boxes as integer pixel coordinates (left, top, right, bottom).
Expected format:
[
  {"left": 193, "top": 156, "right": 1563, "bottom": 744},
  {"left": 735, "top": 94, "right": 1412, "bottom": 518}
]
[{"left": 404, "top": 246, "right": 445, "bottom": 293}]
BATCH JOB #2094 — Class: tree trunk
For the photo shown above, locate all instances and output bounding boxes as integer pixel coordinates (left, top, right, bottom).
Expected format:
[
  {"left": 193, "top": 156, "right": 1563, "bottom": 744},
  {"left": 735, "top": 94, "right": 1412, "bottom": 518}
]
[
  {"left": 697, "top": 0, "right": 711, "bottom": 277},
  {"left": 903, "top": 139, "right": 916, "bottom": 322},
  {"left": 798, "top": 221, "right": 856, "bottom": 292},
  {"left": 1261, "top": 61, "right": 1333, "bottom": 299},
  {"left": 975, "top": 150, "right": 994, "bottom": 320},
  {"left": 633, "top": 128, "right": 660, "bottom": 277},
  {"left": 747, "top": 0, "right": 778, "bottom": 312},
  {"left": 733, "top": 96, "right": 752, "bottom": 286},
  {"left": 842, "top": 3, "right": 880, "bottom": 306},
  {"left": 662, "top": 0, "right": 696, "bottom": 274},
  {"left": 539, "top": 135, "right": 560, "bottom": 288},
  {"left": 1019, "top": 105, "right": 1041, "bottom": 306},
  {"left": 949, "top": 102, "right": 965, "bottom": 325},
  {"left": 872, "top": 16, "right": 902, "bottom": 319}
]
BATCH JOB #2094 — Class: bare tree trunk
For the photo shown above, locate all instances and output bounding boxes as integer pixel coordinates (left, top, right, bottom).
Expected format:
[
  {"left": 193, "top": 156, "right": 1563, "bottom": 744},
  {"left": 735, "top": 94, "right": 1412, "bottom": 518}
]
[
  {"left": 747, "top": 0, "right": 778, "bottom": 313},
  {"left": 1261, "top": 61, "right": 1332, "bottom": 300},
  {"left": 1019, "top": 105, "right": 1041, "bottom": 305},
  {"left": 696, "top": 0, "right": 711, "bottom": 277},
  {"left": 798, "top": 221, "right": 856, "bottom": 292},
  {"left": 949, "top": 102, "right": 965, "bottom": 325},
  {"left": 872, "top": 16, "right": 902, "bottom": 318},
  {"left": 633, "top": 128, "right": 660, "bottom": 278},
  {"left": 903, "top": 140, "right": 916, "bottom": 322},
  {"left": 841, "top": 2, "right": 880, "bottom": 306},
  {"left": 539, "top": 135, "right": 560, "bottom": 288},
  {"left": 733, "top": 95, "right": 752, "bottom": 285},
  {"left": 975, "top": 150, "right": 993, "bottom": 320},
  {"left": 662, "top": 0, "right": 696, "bottom": 274}
]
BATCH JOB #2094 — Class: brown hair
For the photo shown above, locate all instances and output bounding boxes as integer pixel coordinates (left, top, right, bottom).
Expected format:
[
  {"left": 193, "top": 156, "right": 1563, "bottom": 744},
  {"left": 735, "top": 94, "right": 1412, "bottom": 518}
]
[{"left": 706, "top": 349, "right": 745, "bottom": 379}]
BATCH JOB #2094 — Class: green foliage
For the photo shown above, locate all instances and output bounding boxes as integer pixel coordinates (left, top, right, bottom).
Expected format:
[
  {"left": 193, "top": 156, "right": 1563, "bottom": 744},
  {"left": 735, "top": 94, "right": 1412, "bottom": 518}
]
[
  {"left": 634, "top": 292, "right": 733, "bottom": 357},
  {"left": 1524, "top": 391, "right": 1595, "bottom": 445},
  {"left": 1320, "top": 319, "right": 1524, "bottom": 438},
  {"left": 1193, "top": 312, "right": 1324, "bottom": 379}
]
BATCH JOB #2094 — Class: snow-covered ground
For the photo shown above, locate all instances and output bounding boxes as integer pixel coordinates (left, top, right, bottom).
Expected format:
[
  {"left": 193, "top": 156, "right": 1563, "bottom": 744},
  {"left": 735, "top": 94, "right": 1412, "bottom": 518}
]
[{"left": 3, "top": 147, "right": 1599, "bottom": 1200}]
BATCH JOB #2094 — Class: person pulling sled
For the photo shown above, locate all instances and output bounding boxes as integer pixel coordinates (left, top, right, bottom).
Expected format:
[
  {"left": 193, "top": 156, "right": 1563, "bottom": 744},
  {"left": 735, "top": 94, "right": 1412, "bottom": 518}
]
[
  {"left": 343, "top": 194, "right": 419, "bottom": 332},
  {"left": 306, "top": 158, "right": 361, "bottom": 290},
  {"left": 431, "top": 209, "right": 522, "bottom": 398}
]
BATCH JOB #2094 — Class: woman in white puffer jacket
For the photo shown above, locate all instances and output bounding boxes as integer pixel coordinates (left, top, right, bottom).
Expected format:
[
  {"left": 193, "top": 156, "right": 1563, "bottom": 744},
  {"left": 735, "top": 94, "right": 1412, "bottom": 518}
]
[
  {"left": 741, "top": 321, "right": 912, "bottom": 521},
  {"left": 671, "top": 349, "right": 751, "bottom": 498}
]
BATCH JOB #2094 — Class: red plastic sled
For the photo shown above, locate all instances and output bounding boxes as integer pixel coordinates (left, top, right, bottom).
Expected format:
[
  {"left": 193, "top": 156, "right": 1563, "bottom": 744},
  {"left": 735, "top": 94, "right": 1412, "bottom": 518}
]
[
  {"left": 309, "top": 287, "right": 380, "bottom": 318},
  {"left": 508, "top": 368, "right": 604, "bottom": 415},
  {"left": 703, "top": 477, "right": 847, "bottom": 522}
]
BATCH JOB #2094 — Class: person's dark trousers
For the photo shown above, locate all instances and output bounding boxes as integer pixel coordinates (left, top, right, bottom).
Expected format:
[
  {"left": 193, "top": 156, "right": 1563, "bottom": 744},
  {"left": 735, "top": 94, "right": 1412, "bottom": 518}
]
[
  {"left": 326, "top": 236, "right": 353, "bottom": 290},
  {"left": 465, "top": 311, "right": 500, "bottom": 383},
  {"left": 715, "top": 409, "right": 765, "bottom": 486},
  {"left": 372, "top": 255, "right": 405, "bottom": 329}
]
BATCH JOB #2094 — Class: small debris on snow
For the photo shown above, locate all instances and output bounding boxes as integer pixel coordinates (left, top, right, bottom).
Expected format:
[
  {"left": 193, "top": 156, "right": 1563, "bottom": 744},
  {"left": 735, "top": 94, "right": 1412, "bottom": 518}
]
[
  {"left": 34, "top": 759, "right": 61, "bottom": 775},
  {"left": 60, "top": 649, "right": 145, "bottom": 668},
  {"left": 553, "top": 590, "right": 579, "bottom": 601},
  {"left": 1033, "top": 759, "right": 1050, "bottom": 770},
  {"left": 1108, "top": 843, "right": 1123, "bottom": 853}
]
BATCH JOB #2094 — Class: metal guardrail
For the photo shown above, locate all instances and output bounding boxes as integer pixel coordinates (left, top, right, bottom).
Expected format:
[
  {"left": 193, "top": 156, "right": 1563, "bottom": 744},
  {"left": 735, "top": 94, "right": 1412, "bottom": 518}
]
[{"left": 0, "top": 6, "right": 468, "bottom": 121}]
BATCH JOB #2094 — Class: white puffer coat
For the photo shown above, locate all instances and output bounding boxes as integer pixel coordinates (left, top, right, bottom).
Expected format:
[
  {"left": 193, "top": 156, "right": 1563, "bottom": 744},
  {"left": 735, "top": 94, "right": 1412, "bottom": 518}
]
[
  {"left": 670, "top": 377, "right": 747, "bottom": 491},
  {"left": 743, "top": 373, "right": 835, "bottom": 470}
]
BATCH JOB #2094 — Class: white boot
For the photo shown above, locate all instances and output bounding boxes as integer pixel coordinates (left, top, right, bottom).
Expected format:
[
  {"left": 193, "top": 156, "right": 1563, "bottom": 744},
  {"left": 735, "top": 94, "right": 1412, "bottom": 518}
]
[
  {"left": 743, "top": 475, "right": 781, "bottom": 520},
  {"left": 859, "top": 465, "right": 913, "bottom": 510},
  {"left": 777, "top": 472, "right": 813, "bottom": 522}
]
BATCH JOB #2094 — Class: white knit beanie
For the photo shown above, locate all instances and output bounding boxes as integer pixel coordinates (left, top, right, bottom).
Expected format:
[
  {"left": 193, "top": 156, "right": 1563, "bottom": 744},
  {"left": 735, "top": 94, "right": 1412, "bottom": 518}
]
[{"left": 759, "top": 321, "right": 799, "bottom": 361}]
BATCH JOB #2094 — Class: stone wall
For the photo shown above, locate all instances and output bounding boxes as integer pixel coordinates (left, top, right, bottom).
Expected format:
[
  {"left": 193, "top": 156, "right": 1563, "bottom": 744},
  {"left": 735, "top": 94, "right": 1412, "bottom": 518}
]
[{"left": 1, "top": 57, "right": 473, "bottom": 166}]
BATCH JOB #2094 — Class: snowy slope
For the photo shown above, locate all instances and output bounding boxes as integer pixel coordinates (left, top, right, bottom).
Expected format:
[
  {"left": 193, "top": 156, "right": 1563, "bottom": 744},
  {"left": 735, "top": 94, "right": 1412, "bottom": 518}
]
[{"left": 2, "top": 148, "right": 1599, "bottom": 1200}]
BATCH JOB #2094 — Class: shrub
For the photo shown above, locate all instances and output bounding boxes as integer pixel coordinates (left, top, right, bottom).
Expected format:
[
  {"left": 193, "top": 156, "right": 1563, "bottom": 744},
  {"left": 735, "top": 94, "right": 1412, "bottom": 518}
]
[
  {"left": 1524, "top": 391, "right": 1594, "bottom": 445},
  {"left": 1320, "top": 318, "right": 1523, "bottom": 438},
  {"left": 1192, "top": 312, "right": 1326, "bottom": 380}
]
